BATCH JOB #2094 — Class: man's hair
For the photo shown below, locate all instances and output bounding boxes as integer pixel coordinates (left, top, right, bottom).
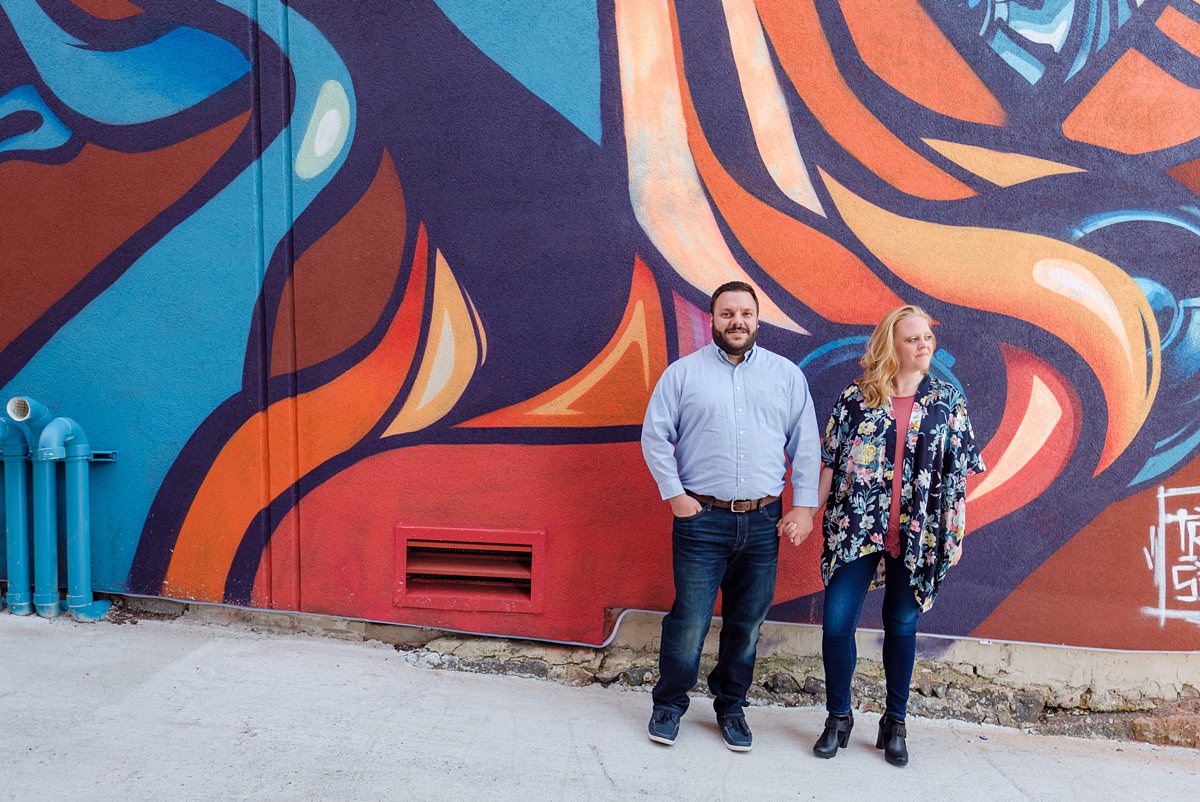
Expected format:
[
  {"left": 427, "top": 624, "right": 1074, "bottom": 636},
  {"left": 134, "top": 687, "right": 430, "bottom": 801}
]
[{"left": 709, "top": 281, "right": 759, "bottom": 315}]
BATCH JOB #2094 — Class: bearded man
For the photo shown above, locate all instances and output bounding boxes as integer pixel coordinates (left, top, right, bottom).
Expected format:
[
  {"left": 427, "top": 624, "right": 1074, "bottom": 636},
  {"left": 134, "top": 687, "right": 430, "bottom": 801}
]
[{"left": 640, "top": 281, "right": 820, "bottom": 751}]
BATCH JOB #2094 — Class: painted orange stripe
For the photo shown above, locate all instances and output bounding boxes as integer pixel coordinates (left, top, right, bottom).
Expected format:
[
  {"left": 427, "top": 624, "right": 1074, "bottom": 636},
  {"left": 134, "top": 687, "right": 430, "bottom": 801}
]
[
  {"left": 841, "top": 0, "right": 1005, "bottom": 126},
  {"left": 162, "top": 226, "right": 430, "bottom": 601},
  {"left": 1157, "top": 5, "right": 1200, "bottom": 58},
  {"left": 1064, "top": 48, "right": 1200, "bottom": 154},
  {"left": 755, "top": 0, "right": 975, "bottom": 200},
  {"left": 614, "top": 0, "right": 804, "bottom": 332},
  {"left": 69, "top": 0, "right": 142, "bottom": 19},
  {"left": 669, "top": 4, "right": 905, "bottom": 325}
]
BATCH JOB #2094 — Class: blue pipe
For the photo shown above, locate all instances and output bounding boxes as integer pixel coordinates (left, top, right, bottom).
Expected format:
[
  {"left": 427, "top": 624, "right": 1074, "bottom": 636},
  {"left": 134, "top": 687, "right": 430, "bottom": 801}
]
[
  {"left": 0, "top": 419, "right": 32, "bottom": 614},
  {"left": 6, "top": 398, "right": 57, "bottom": 616},
  {"left": 34, "top": 417, "right": 110, "bottom": 622},
  {"left": 30, "top": 454, "right": 60, "bottom": 617}
]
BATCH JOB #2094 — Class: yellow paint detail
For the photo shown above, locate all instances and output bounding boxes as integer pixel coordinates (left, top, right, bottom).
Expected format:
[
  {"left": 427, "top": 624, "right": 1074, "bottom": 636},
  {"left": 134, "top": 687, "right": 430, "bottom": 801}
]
[
  {"left": 464, "top": 287, "right": 487, "bottom": 366},
  {"left": 383, "top": 250, "right": 478, "bottom": 435},
  {"left": 821, "top": 170, "right": 1159, "bottom": 475},
  {"left": 922, "top": 138, "right": 1084, "bottom": 187}
]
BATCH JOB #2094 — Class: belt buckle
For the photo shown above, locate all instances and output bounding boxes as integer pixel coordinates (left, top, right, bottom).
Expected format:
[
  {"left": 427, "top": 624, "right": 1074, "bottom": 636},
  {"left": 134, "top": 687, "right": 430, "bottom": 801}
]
[{"left": 730, "top": 499, "right": 753, "bottom": 513}]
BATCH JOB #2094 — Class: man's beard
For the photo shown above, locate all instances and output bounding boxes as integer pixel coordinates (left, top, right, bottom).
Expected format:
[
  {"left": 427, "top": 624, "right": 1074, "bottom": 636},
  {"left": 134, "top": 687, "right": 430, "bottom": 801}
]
[{"left": 712, "top": 324, "right": 757, "bottom": 357}]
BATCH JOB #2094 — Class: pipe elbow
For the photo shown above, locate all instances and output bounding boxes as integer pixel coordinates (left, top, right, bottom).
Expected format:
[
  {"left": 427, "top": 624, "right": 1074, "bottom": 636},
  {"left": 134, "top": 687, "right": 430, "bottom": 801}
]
[
  {"left": 35, "top": 417, "right": 89, "bottom": 461},
  {"left": 7, "top": 397, "right": 53, "bottom": 439},
  {"left": 0, "top": 418, "right": 29, "bottom": 458}
]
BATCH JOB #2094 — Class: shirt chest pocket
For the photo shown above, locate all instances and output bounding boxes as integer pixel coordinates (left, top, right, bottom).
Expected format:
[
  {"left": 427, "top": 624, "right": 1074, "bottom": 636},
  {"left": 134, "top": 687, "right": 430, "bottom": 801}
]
[
  {"left": 679, "top": 392, "right": 730, "bottom": 435},
  {"left": 750, "top": 386, "right": 791, "bottom": 429}
]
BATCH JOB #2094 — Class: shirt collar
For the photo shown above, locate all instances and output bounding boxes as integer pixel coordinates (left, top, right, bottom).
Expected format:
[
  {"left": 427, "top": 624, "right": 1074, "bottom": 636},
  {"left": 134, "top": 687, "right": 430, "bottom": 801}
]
[{"left": 710, "top": 341, "right": 756, "bottom": 366}]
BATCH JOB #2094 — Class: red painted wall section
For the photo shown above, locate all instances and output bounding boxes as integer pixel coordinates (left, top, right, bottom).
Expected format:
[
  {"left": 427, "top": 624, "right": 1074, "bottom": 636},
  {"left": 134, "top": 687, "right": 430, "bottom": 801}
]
[
  {"left": 974, "top": 451, "right": 1200, "bottom": 651},
  {"left": 257, "top": 442, "right": 823, "bottom": 644}
]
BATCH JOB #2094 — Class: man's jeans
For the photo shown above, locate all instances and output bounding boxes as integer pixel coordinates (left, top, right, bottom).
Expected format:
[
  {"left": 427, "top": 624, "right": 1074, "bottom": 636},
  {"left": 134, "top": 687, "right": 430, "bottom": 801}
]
[
  {"left": 652, "top": 499, "right": 782, "bottom": 718},
  {"left": 822, "top": 551, "right": 922, "bottom": 721}
]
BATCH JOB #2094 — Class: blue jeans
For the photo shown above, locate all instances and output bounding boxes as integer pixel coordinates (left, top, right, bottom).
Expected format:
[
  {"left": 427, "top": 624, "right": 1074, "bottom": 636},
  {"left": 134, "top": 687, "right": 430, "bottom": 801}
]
[
  {"left": 652, "top": 499, "right": 781, "bottom": 718},
  {"left": 822, "top": 551, "right": 921, "bottom": 721}
]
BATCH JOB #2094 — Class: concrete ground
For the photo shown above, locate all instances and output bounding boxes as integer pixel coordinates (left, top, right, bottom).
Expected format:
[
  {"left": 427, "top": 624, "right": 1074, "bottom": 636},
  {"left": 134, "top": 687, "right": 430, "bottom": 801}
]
[{"left": 1, "top": 614, "right": 1194, "bottom": 800}]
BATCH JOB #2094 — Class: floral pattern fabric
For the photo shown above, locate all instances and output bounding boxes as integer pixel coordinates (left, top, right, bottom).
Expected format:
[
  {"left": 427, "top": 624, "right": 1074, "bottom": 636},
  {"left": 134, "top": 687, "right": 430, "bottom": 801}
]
[{"left": 820, "top": 376, "right": 985, "bottom": 611}]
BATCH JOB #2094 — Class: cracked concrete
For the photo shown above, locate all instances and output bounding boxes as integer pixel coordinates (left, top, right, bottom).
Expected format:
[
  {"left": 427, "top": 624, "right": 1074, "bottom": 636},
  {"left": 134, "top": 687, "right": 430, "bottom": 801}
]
[
  {"left": 2, "top": 608, "right": 1195, "bottom": 800},
  {"left": 99, "top": 597, "right": 1200, "bottom": 749}
]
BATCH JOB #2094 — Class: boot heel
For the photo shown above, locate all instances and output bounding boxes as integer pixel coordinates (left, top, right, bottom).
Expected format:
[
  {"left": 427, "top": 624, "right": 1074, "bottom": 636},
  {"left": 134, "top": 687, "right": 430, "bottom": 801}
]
[
  {"left": 877, "top": 715, "right": 909, "bottom": 766},
  {"left": 812, "top": 713, "right": 854, "bottom": 759}
]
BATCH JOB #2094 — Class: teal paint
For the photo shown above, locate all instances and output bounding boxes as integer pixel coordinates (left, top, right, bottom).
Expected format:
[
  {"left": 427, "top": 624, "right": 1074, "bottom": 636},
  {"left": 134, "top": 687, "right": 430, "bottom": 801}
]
[{"left": 432, "top": 0, "right": 601, "bottom": 143}]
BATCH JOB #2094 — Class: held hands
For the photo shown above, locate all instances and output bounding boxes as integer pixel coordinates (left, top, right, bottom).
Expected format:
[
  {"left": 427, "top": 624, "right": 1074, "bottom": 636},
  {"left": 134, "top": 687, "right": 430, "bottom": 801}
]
[
  {"left": 668, "top": 493, "right": 703, "bottom": 518},
  {"left": 778, "top": 507, "right": 816, "bottom": 547}
]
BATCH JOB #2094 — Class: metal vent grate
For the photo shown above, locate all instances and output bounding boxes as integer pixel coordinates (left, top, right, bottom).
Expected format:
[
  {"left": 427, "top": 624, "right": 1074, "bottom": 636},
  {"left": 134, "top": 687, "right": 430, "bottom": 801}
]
[
  {"left": 395, "top": 526, "right": 544, "bottom": 613},
  {"left": 405, "top": 540, "right": 532, "bottom": 599}
]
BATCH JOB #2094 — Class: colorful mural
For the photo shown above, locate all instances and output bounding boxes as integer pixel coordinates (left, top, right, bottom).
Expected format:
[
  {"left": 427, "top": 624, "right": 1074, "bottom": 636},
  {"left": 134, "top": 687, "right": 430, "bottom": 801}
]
[{"left": 2, "top": 0, "right": 1200, "bottom": 649}]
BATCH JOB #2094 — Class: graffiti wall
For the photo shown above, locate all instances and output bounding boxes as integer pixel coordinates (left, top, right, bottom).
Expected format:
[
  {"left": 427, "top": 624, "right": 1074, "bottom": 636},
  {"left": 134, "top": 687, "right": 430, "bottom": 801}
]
[{"left": 2, "top": 0, "right": 1199, "bottom": 649}]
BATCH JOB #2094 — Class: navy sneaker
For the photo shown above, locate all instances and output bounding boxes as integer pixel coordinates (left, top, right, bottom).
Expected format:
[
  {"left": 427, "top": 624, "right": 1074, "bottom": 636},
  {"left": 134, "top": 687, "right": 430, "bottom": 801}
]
[
  {"left": 648, "top": 709, "right": 681, "bottom": 745},
  {"left": 717, "top": 714, "right": 753, "bottom": 752}
]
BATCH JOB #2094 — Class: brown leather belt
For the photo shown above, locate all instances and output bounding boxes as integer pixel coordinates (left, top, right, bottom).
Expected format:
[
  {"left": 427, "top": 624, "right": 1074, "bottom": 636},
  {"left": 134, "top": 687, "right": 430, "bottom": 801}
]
[{"left": 686, "top": 490, "right": 779, "bottom": 513}]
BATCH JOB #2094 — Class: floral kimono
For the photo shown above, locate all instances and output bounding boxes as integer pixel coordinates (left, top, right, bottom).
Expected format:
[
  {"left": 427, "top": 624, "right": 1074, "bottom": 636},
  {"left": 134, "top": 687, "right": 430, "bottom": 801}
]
[{"left": 819, "top": 375, "right": 985, "bottom": 611}]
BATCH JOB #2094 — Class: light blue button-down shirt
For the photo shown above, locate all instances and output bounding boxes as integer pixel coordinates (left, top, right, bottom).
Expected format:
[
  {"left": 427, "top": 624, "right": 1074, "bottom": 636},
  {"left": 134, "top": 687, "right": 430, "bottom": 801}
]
[{"left": 641, "top": 343, "right": 820, "bottom": 506}]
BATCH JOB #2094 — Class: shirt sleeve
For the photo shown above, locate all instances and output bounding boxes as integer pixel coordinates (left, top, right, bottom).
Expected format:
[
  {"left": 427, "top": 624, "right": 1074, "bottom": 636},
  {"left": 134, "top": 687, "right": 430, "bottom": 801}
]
[
  {"left": 951, "top": 391, "right": 986, "bottom": 476},
  {"left": 820, "top": 390, "right": 849, "bottom": 468},
  {"left": 641, "top": 365, "right": 686, "bottom": 500},
  {"left": 785, "top": 369, "right": 821, "bottom": 506}
]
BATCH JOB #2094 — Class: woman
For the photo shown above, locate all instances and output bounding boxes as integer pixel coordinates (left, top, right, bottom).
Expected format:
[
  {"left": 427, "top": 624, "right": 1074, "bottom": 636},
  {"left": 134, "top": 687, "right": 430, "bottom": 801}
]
[{"left": 810, "top": 305, "right": 984, "bottom": 766}]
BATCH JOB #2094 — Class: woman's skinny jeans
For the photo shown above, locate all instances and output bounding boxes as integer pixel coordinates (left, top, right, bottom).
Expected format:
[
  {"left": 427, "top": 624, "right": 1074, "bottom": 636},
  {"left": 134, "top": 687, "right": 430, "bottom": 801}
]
[{"left": 822, "top": 551, "right": 921, "bottom": 721}]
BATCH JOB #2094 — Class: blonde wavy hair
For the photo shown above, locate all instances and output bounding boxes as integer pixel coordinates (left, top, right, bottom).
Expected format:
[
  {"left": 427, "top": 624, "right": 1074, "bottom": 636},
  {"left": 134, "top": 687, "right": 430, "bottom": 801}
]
[{"left": 858, "top": 305, "right": 935, "bottom": 408}]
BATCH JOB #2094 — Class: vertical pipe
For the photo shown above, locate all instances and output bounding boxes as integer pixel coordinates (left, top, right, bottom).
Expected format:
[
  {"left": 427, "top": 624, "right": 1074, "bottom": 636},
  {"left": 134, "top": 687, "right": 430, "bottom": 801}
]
[
  {"left": 29, "top": 415, "right": 109, "bottom": 622},
  {"left": 15, "top": 405, "right": 110, "bottom": 622},
  {"left": 64, "top": 451, "right": 108, "bottom": 622},
  {"left": 64, "top": 456, "right": 90, "bottom": 608},
  {"left": 2, "top": 428, "right": 32, "bottom": 615},
  {"left": 6, "top": 398, "right": 53, "bottom": 615},
  {"left": 31, "top": 458, "right": 61, "bottom": 617}
]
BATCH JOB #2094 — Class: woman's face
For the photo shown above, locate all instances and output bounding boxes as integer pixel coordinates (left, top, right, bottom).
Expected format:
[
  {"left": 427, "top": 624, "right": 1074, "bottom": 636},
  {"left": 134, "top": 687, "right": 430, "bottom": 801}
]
[{"left": 894, "top": 315, "right": 935, "bottom": 375}]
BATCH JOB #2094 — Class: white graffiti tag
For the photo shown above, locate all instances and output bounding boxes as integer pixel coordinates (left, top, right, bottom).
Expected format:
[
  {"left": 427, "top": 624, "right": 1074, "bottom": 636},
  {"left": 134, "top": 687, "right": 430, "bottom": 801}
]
[{"left": 1144, "top": 485, "right": 1200, "bottom": 626}]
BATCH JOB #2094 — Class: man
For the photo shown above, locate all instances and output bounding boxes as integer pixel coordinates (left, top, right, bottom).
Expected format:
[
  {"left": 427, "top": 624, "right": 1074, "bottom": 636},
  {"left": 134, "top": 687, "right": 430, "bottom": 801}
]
[{"left": 641, "top": 281, "right": 820, "bottom": 752}]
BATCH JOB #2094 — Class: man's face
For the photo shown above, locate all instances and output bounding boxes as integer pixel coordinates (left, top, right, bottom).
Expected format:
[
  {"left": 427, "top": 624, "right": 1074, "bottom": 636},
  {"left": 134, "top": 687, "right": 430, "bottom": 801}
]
[{"left": 711, "top": 291, "right": 759, "bottom": 357}]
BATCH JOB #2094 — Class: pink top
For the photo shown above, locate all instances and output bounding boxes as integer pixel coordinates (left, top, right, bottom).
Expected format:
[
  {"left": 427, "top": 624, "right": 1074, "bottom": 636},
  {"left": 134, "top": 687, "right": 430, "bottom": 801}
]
[{"left": 885, "top": 394, "right": 916, "bottom": 557}]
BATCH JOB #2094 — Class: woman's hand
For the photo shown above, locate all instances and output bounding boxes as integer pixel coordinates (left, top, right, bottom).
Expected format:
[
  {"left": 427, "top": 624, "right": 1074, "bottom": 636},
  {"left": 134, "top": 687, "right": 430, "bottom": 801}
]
[{"left": 778, "top": 507, "right": 816, "bottom": 546}]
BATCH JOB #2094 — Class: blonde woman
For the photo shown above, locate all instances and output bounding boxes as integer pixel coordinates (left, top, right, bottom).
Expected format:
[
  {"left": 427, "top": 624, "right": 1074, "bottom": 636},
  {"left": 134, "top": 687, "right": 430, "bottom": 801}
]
[{"left": 811, "top": 306, "right": 984, "bottom": 766}]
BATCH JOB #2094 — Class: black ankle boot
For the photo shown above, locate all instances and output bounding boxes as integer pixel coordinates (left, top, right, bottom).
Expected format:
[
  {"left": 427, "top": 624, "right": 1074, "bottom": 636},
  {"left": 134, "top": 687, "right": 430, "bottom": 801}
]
[
  {"left": 876, "top": 715, "right": 909, "bottom": 766},
  {"left": 812, "top": 712, "right": 853, "bottom": 758}
]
